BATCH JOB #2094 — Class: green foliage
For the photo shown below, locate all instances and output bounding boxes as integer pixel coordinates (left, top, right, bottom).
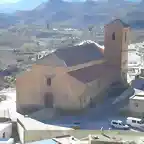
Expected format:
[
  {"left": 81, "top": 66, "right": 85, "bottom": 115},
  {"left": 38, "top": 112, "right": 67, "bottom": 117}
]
[
  {"left": 4, "top": 76, "right": 16, "bottom": 87},
  {"left": 88, "top": 25, "right": 94, "bottom": 32},
  {"left": 21, "top": 43, "right": 37, "bottom": 52}
]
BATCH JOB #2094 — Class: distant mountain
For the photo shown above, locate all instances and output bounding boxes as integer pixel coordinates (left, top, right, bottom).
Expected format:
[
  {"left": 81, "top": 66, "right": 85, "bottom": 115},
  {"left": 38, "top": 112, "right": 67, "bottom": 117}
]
[
  {"left": 0, "top": 0, "right": 143, "bottom": 28},
  {"left": 13, "top": 0, "right": 135, "bottom": 27},
  {"left": 0, "top": 0, "right": 48, "bottom": 13},
  {"left": 0, "top": 13, "right": 20, "bottom": 28}
]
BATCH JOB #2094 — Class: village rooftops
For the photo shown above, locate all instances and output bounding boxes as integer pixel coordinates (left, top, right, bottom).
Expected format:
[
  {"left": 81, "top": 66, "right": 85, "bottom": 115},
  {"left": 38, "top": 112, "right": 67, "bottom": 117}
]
[
  {"left": 128, "top": 52, "right": 141, "bottom": 67},
  {"left": 26, "top": 132, "right": 144, "bottom": 144},
  {"left": 130, "top": 94, "right": 144, "bottom": 100},
  {"left": 36, "top": 42, "right": 104, "bottom": 67}
]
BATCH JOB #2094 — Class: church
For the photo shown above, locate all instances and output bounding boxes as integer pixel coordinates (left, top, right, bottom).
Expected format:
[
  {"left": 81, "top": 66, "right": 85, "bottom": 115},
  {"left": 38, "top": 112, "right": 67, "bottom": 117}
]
[{"left": 16, "top": 19, "right": 129, "bottom": 114}]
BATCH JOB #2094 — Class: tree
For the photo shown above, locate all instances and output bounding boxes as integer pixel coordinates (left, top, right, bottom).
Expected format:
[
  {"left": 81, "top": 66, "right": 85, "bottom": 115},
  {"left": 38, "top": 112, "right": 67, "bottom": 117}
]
[
  {"left": 21, "top": 43, "right": 37, "bottom": 52},
  {"left": 88, "top": 25, "right": 94, "bottom": 32},
  {"left": 88, "top": 25, "right": 95, "bottom": 40}
]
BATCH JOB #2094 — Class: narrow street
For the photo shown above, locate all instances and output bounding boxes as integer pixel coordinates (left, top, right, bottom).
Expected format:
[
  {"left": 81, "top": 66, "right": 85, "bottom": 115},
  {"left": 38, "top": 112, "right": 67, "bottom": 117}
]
[
  {"left": 81, "top": 95, "right": 129, "bottom": 129},
  {"left": 47, "top": 90, "right": 130, "bottom": 130}
]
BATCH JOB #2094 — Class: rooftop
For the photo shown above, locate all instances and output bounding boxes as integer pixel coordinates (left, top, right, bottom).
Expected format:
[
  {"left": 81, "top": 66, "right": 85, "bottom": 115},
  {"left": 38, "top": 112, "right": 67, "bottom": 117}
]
[
  {"left": 131, "top": 78, "right": 144, "bottom": 91},
  {"left": 27, "top": 139, "right": 57, "bottom": 144},
  {"left": 36, "top": 42, "right": 104, "bottom": 67},
  {"left": 0, "top": 88, "right": 16, "bottom": 102},
  {"left": 53, "top": 135, "right": 79, "bottom": 144},
  {"left": 135, "top": 91, "right": 144, "bottom": 96},
  {"left": 17, "top": 114, "right": 73, "bottom": 131},
  {"left": 130, "top": 95, "right": 144, "bottom": 100},
  {"left": 26, "top": 132, "right": 144, "bottom": 144},
  {"left": 127, "top": 117, "right": 141, "bottom": 121},
  {"left": 68, "top": 63, "right": 119, "bottom": 83},
  {"left": 106, "top": 19, "right": 130, "bottom": 28},
  {"left": 0, "top": 123, "right": 12, "bottom": 131},
  {"left": 130, "top": 89, "right": 144, "bottom": 100},
  {"left": 128, "top": 53, "right": 141, "bottom": 66}
]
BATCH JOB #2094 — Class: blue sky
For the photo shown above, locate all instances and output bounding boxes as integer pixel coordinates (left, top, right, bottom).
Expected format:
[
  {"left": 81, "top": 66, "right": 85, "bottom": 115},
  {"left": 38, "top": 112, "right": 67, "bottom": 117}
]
[
  {"left": 0, "top": 0, "right": 20, "bottom": 4},
  {"left": 0, "top": 0, "right": 139, "bottom": 4},
  {"left": 0, "top": 0, "right": 47, "bottom": 4}
]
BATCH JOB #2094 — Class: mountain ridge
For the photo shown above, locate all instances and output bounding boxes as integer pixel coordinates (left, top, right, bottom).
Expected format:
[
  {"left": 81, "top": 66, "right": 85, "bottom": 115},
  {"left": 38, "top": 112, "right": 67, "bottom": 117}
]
[{"left": 0, "top": 0, "right": 143, "bottom": 28}]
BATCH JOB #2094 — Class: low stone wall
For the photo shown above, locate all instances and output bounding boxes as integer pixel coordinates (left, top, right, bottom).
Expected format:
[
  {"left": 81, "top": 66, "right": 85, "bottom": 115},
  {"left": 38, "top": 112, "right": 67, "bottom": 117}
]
[{"left": 24, "top": 130, "right": 72, "bottom": 143}]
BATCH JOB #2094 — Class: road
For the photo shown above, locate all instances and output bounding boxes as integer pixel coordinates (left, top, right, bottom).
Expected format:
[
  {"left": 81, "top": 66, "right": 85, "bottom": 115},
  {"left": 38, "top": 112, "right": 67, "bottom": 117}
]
[
  {"left": 0, "top": 49, "right": 13, "bottom": 51},
  {"left": 0, "top": 88, "right": 140, "bottom": 132},
  {"left": 45, "top": 93, "right": 130, "bottom": 130}
]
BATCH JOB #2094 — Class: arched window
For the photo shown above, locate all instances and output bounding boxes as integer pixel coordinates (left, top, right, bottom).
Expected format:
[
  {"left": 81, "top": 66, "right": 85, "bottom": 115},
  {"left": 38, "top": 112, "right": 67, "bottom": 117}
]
[{"left": 112, "top": 32, "right": 115, "bottom": 40}]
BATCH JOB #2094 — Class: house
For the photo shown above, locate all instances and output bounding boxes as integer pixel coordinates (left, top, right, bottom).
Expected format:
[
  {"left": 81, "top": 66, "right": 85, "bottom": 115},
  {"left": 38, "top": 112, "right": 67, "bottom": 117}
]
[
  {"left": 16, "top": 19, "right": 130, "bottom": 114},
  {"left": 17, "top": 115, "right": 73, "bottom": 144},
  {"left": 0, "top": 123, "right": 12, "bottom": 139},
  {"left": 129, "top": 90, "right": 144, "bottom": 117},
  {"left": 129, "top": 77, "right": 144, "bottom": 117},
  {"left": 128, "top": 52, "right": 142, "bottom": 76}
]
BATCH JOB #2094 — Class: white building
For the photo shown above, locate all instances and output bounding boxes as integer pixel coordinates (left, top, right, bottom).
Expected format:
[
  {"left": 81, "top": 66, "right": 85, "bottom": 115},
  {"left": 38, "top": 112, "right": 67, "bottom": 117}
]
[
  {"left": 128, "top": 52, "right": 142, "bottom": 76},
  {"left": 129, "top": 90, "right": 144, "bottom": 117},
  {"left": 0, "top": 123, "right": 12, "bottom": 139}
]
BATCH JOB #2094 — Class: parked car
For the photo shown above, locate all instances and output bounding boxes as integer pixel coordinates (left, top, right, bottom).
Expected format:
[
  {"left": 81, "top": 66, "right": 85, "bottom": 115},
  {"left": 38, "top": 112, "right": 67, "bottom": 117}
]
[
  {"left": 71, "top": 122, "right": 81, "bottom": 130},
  {"left": 126, "top": 117, "right": 144, "bottom": 129},
  {"left": 110, "top": 120, "right": 129, "bottom": 130}
]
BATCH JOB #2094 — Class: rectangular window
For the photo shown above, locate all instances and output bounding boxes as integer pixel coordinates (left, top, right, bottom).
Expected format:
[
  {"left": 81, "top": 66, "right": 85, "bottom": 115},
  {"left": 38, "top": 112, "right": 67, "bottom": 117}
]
[
  {"left": 112, "top": 32, "right": 115, "bottom": 40},
  {"left": 47, "top": 78, "right": 51, "bottom": 86},
  {"left": 112, "top": 122, "right": 117, "bottom": 125},
  {"left": 137, "top": 121, "right": 141, "bottom": 124},
  {"left": 125, "top": 32, "right": 127, "bottom": 42},
  {"left": 132, "top": 120, "right": 136, "bottom": 123}
]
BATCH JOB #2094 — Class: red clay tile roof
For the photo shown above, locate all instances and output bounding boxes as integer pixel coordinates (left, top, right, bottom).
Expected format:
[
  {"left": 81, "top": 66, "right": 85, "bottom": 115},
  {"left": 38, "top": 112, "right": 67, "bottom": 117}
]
[
  {"left": 36, "top": 43, "right": 104, "bottom": 67},
  {"left": 68, "top": 63, "right": 119, "bottom": 83},
  {"left": 54, "top": 43, "right": 104, "bottom": 67}
]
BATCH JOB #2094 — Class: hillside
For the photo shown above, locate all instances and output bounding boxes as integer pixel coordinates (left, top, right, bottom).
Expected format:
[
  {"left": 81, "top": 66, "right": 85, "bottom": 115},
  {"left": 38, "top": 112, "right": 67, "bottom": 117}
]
[{"left": 0, "top": 0, "right": 143, "bottom": 28}]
